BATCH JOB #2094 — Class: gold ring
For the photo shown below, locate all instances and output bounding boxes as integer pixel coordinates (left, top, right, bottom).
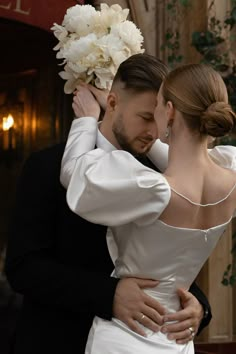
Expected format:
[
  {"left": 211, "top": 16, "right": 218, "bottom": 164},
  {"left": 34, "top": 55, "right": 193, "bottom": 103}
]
[
  {"left": 188, "top": 326, "right": 195, "bottom": 337},
  {"left": 140, "top": 313, "right": 145, "bottom": 321}
]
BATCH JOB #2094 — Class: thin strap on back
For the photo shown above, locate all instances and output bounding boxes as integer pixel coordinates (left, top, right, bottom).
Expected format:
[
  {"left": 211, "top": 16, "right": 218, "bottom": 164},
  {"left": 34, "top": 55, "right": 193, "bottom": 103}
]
[{"left": 170, "top": 182, "right": 236, "bottom": 207}]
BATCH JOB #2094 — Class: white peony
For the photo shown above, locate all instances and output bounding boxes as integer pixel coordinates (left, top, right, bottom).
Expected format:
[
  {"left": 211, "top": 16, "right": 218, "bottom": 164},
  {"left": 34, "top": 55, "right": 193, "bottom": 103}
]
[
  {"left": 110, "top": 21, "right": 144, "bottom": 53},
  {"left": 51, "top": 3, "right": 145, "bottom": 94},
  {"left": 98, "top": 3, "right": 129, "bottom": 30},
  {"left": 62, "top": 5, "right": 97, "bottom": 36}
]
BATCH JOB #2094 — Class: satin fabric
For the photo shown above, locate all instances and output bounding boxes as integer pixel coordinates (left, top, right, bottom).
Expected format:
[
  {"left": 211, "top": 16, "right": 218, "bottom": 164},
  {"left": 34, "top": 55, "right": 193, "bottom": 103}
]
[{"left": 61, "top": 118, "right": 236, "bottom": 353}]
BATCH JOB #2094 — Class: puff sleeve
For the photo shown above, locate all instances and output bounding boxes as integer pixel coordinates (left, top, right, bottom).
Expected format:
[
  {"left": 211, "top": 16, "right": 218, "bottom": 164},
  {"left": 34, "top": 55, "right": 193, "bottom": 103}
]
[
  {"left": 60, "top": 119, "right": 170, "bottom": 227},
  {"left": 208, "top": 145, "right": 236, "bottom": 171}
]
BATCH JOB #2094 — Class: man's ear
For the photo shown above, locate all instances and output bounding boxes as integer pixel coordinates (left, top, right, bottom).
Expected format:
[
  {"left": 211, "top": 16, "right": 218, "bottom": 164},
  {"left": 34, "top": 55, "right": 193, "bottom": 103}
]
[
  {"left": 166, "top": 100, "right": 175, "bottom": 126},
  {"left": 107, "top": 92, "right": 118, "bottom": 112}
]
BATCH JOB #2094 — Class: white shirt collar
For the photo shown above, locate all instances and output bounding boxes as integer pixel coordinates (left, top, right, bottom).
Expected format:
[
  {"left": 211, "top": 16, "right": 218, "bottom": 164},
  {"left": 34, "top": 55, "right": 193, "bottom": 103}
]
[{"left": 96, "top": 122, "right": 117, "bottom": 152}]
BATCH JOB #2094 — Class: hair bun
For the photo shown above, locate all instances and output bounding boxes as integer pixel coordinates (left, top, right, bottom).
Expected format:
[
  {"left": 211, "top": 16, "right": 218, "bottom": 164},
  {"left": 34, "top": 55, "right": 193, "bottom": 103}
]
[{"left": 200, "top": 102, "right": 236, "bottom": 137}]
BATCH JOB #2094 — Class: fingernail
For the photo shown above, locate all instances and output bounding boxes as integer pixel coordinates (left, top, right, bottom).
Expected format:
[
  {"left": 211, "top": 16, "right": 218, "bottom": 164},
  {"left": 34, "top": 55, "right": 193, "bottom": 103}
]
[
  {"left": 168, "top": 334, "right": 174, "bottom": 340},
  {"left": 153, "top": 326, "right": 160, "bottom": 333},
  {"left": 161, "top": 327, "right": 167, "bottom": 333}
]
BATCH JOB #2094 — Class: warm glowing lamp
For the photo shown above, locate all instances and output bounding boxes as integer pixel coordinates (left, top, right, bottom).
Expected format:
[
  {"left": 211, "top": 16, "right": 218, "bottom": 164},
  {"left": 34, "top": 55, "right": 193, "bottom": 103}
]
[
  {"left": 2, "top": 114, "right": 15, "bottom": 150},
  {"left": 0, "top": 90, "right": 24, "bottom": 165},
  {"left": 3, "top": 114, "right": 14, "bottom": 130}
]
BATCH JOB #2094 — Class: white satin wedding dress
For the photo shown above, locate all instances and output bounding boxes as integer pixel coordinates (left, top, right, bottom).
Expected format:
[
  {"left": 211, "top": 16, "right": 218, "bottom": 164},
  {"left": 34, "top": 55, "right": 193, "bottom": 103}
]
[{"left": 60, "top": 118, "right": 236, "bottom": 354}]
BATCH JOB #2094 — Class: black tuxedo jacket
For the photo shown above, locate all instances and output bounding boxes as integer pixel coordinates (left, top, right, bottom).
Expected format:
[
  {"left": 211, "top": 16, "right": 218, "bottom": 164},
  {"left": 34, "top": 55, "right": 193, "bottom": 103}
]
[{"left": 5, "top": 142, "right": 211, "bottom": 354}]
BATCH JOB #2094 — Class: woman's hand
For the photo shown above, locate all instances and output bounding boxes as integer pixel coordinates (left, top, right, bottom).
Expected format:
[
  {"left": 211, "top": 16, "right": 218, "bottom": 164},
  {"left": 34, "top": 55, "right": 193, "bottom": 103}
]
[
  {"left": 72, "top": 84, "right": 101, "bottom": 120},
  {"left": 86, "top": 83, "right": 109, "bottom": 111}
]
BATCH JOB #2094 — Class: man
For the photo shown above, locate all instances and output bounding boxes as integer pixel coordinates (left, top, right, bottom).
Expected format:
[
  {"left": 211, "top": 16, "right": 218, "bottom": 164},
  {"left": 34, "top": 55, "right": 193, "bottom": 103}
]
[{"left": 5, "top": 53, "right": 211, "bottom": 354}]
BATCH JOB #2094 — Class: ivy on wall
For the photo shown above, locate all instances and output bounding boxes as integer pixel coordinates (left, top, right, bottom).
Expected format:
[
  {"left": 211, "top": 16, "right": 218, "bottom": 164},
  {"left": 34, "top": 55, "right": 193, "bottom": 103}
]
[
  {"left": 162, "top": 0, "right": 236, "bottom": 113},
  {"left": 191, "top": 0, "right": 236, "bottom": 113},
  {"left": 160, "top": 0, "right": 191, "bottom": 68},
  {"left": 221, "top": 231, "right": 236, "bottom": 286}
]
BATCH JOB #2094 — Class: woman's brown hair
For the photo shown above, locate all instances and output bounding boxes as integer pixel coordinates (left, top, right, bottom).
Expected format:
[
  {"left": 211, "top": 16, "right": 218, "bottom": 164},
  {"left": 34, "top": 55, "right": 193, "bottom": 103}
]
[{"left": 162, "top": 63, "right": 236, "bottom": 137}]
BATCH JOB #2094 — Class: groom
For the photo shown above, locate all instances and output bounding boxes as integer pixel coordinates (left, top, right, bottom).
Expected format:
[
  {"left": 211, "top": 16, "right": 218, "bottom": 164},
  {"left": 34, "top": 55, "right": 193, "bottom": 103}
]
[{"left": 5, "top": 53, "right": 211, "bottom": 354}]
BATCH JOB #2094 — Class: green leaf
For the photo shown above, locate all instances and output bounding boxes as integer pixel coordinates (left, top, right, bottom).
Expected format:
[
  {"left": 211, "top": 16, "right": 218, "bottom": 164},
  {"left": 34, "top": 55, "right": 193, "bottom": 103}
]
[
  {"left": 231, "top": 6, "right": 236, "bottom": 21},
  {"left": 168, "top": 55, "right": 174, "bottom": 62},
  {"left": 191, "top": 31, "right": 202, "bottom": 42},
  {"left": 227, "top": 264, "right": 232, "bottom": 271},
  {"left": 166, "top": 32, "right": 173, "bottom": 40},
  {"left": 179, "top": 0, "right": 190, "bottom": 7},
  {"left": 176, "top": 55, "right": 183, "bottom": 62},
  {"left": 167, "top": 43, "right": 174, "bottom": 49},
  {"left": 221, "top": 278, "right": 229, "bottom": 286},
  {"left": 229, "top": 275, "right": 236, "bottom": 286},
  {"left": 167, "top": 3, "right": 173, "bottom": 10},
  {"left": 225, "top": 17, "right": 235, "bottom": 30}
]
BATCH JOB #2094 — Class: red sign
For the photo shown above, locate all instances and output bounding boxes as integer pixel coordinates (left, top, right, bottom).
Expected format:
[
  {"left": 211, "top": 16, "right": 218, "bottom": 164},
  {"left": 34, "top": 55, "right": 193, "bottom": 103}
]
[{"left": 0, "top": 0, "right": 84, "bottom": 32}]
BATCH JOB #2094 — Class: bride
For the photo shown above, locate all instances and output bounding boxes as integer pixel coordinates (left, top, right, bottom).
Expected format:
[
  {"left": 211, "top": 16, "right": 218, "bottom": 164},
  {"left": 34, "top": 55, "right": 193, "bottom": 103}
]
[{"left": 60, "top": 63, "right": 236, "bottom": 353}]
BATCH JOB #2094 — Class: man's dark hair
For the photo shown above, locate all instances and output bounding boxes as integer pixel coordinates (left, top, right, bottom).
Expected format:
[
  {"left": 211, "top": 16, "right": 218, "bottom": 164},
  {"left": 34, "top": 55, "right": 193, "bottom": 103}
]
[{"left": 112, "top": 53, "right": 169, "bottom": 93}]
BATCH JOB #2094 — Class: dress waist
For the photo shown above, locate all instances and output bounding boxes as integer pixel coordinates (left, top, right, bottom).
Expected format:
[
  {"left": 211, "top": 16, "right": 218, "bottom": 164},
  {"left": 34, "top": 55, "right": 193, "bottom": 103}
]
[
  {"left": 144, "top": 285, "right": 182, "bottom": 314},
  {"left": 112, "top": 286, "right": 181, "bottom": 339}
]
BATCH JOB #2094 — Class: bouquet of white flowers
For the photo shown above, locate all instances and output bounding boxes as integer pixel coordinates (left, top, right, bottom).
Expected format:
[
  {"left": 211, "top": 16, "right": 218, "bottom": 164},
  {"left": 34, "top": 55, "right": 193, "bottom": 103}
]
[{"left": 51, "top": 3, "right": 144, "bottom": 94}]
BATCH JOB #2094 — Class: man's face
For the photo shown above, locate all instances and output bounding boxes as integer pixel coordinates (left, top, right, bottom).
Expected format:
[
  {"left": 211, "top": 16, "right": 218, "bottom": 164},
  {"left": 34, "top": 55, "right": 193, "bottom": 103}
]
[{"left": 111, "top": 90, "right": 158, "bottom": 157}]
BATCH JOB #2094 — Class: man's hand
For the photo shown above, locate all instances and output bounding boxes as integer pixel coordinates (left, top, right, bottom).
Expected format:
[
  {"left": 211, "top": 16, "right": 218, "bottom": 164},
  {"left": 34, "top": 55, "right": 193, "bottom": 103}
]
[
  {"left": 72, "top": 85, "right": 101, "bottom": 120},
  {"left": 113, "top": 278, "right": 166, "bottom": 336},
  {"left": 161, "top": 288, "right": 204, "bottom": 344}
]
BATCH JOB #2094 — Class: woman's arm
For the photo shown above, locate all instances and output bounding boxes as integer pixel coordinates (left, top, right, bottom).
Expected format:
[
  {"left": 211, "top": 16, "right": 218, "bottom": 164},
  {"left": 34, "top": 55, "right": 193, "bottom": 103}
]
[
  {"left": 147, "top": 139, "right": 169, "bottom": 172},
  {"left": 60, "top": 118, "right": 170, "bottom": 226},
  {"left": 60, "top": 117, "right": 97, "bottom": 188}
]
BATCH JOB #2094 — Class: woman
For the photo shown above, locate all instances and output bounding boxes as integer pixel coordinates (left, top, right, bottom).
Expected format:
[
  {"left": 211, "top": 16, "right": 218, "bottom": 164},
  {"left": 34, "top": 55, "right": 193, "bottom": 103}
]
[{"left": 60, "top": 63, "right": 236, "bottom": 353}]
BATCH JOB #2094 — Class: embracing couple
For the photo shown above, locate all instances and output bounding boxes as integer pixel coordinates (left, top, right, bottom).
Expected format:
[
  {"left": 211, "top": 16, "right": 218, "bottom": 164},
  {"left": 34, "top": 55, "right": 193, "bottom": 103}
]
[{"left": 6, "top": 53, "right": 236, "bottom": 353}]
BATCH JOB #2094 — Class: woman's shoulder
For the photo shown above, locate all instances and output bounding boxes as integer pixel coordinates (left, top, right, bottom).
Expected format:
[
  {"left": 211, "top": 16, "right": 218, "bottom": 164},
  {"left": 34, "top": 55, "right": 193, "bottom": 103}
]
[{"left": 209, "top": 144, "right": 236, "bottom": 170}]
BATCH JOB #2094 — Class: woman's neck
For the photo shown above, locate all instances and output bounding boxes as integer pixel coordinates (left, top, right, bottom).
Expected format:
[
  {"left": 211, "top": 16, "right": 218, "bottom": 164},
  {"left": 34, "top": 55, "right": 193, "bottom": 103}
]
[{"left": 165, "top": 131, "right": 211, "bottom": 176}]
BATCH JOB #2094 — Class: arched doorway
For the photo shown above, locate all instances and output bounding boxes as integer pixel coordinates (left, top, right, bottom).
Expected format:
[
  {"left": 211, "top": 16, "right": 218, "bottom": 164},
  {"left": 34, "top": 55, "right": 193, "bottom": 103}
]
[
  {"left": 0, "top": 15, "right": 73, "bottom": 264},
  {"left": 0, "top": 5, "right": 78, "bottom": 352},
  {"left": 0, "top": 3, "right": 90, "bottom": 351}
]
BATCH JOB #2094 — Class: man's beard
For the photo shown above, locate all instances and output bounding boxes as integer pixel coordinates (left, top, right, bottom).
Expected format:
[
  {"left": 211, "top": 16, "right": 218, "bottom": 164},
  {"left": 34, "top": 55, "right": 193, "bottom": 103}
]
[{"left": 112, "top": 116, "right": 153, "bottom": 158}]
